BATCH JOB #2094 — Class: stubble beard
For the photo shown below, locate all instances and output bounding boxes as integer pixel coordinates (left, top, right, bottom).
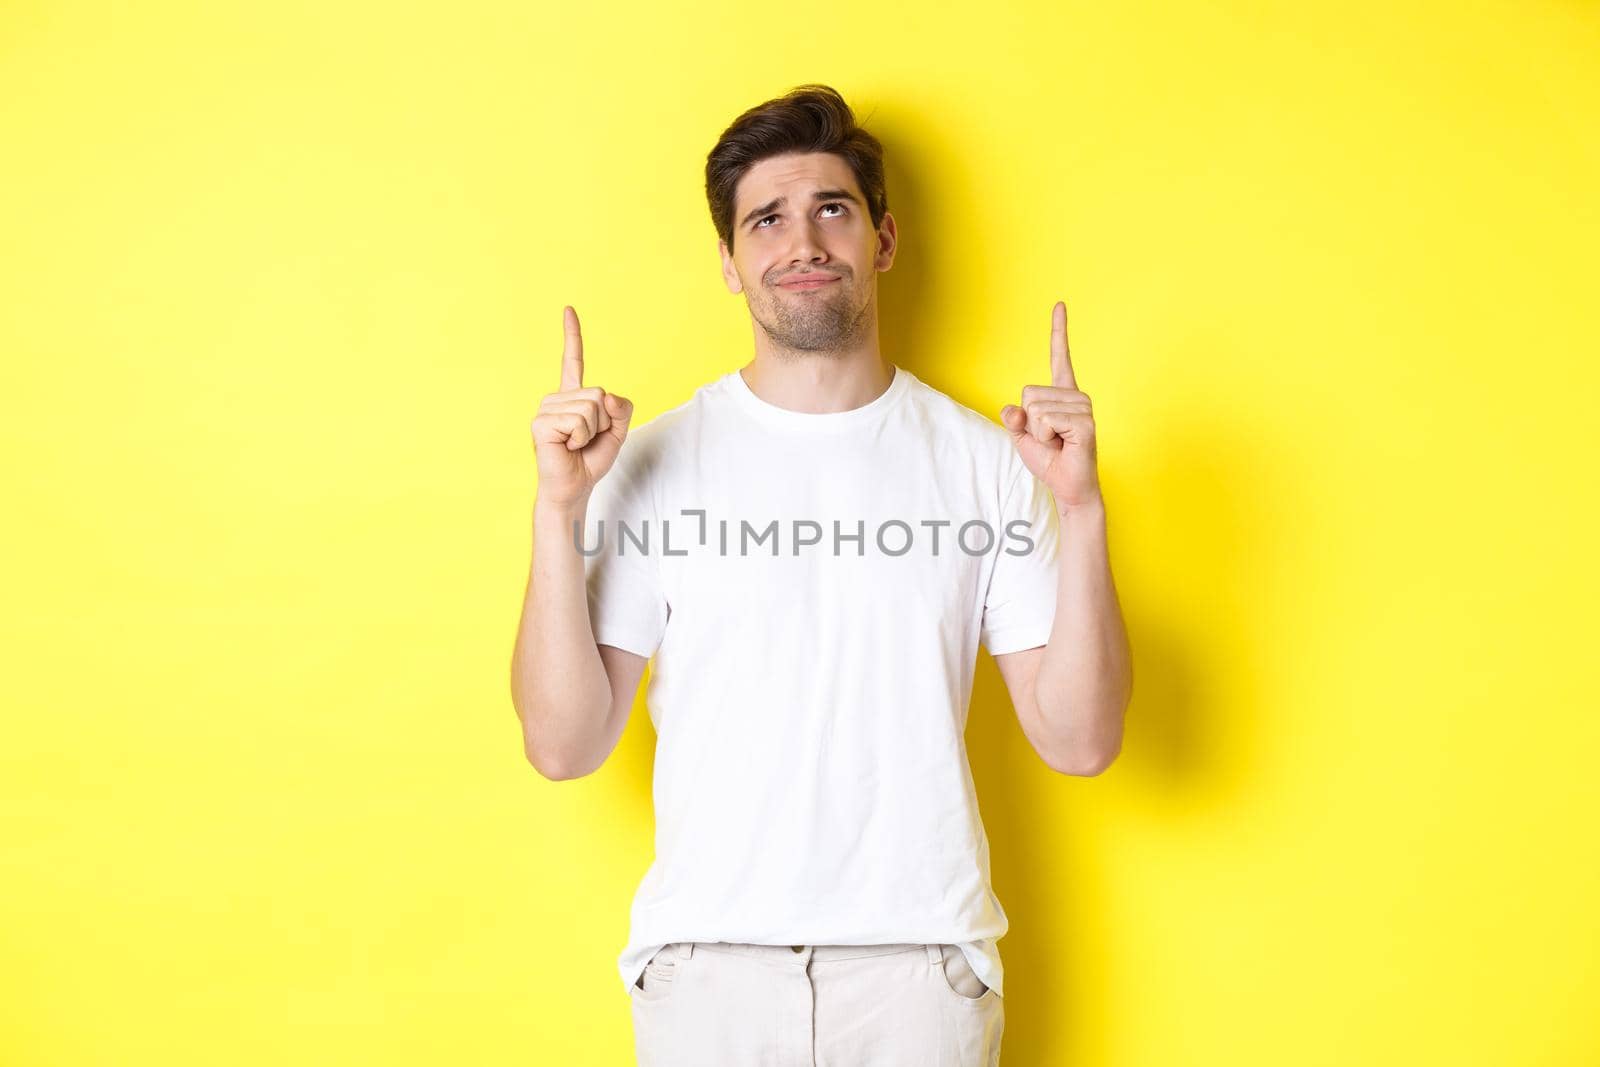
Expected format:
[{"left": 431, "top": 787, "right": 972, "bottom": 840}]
[{"left": 749, "top": 276, "right": 872, "bottom": 355}]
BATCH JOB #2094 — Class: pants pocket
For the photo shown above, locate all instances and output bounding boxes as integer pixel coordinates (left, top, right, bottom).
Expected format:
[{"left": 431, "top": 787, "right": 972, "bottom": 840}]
[
  {"left": 935, "top": 944, "right": 993, "bottom": 1000},
  {"left": 633, "top": 945, "right": 681, "bottom": 1002}
]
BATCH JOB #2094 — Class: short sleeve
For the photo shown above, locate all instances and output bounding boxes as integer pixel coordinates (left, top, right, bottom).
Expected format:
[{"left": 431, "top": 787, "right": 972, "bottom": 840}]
[
  {"left": 580, "top": 446, "right": 669, "bottom": 658},
  {"left": 980, "top": 462, "right": 1060, "bottom": 655}
]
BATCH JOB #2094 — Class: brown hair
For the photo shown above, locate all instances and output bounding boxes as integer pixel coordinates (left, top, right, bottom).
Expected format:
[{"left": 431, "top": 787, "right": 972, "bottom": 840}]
[{"left": 705, "top": 84, "right": 888, "bottom": 253}]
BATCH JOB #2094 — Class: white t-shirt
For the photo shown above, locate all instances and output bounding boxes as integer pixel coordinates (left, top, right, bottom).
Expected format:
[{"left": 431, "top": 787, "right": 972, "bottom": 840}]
[{"left": 580, "top": 363, "right": 1061, "bottom": 999}]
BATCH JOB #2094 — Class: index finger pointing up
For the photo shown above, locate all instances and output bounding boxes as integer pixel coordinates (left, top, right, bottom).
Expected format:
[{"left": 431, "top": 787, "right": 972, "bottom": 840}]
[
  {"left": 560, "top": 305, "right": 584, "bottom": 391},
  {"left": 1051, "top": 300, "right": 1076, "bottom": 389}
]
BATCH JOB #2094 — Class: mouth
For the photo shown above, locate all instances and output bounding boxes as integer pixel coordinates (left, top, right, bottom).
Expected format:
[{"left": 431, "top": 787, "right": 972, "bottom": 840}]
[{"left": 778, "top": 275, "right": 841, "bottom": 290}]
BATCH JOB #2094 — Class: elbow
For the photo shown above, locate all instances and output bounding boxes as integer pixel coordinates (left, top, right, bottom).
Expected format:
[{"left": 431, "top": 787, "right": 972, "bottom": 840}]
[
  {"left": 511, "top": 672, "right": 597, "bottom": 781},
  {"left": 1049, "top": 741, "right": 1120, "bottom": 777},
  {"left": 1045, "top": 708, "right": 1126, "bottom": 777},
  {"left": 524, "top": 737, "right": 591, "bottom": 781},
  {"left": 1051, "top": 684, "right": 1131, "bottom": 777},
  {"left": 515, "top": 703, "right": 595, "bottom": 782},
  {"left": 524, "top": 744, "right": 567, "bottom": 781}
]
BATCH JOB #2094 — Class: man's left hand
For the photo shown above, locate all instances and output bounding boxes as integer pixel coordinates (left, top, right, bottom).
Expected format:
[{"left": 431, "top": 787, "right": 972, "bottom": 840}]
[{"left": 1000, "top": 300, "right": 1102, "bottom": 512}]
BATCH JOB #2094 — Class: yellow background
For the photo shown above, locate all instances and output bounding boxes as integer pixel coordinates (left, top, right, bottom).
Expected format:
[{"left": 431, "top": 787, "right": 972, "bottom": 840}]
[{"left": 3, "top": 2, "right": 1597, "bottom": 1064}]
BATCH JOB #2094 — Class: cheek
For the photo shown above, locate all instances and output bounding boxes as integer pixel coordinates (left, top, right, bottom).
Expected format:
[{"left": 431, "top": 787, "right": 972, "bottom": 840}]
[{"left": 730, "top": 256, "right": 762, "bottom": 285}]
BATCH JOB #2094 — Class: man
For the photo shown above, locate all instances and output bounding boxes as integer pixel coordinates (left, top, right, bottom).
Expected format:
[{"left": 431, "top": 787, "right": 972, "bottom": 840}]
[{"left": 510, "top": 83, "right": 1132, "bottom": 1066}]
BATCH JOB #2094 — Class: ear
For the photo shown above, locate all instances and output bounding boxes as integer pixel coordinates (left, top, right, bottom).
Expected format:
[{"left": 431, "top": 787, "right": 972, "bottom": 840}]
[
  {"left": 719, "top": 239, "right": 743, "bottom": 294},
  {"left": 874, "top": 211, "right": 898, "bottom": 273}
]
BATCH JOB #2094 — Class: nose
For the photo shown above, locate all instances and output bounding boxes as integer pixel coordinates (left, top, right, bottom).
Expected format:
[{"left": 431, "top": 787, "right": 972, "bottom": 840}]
[{"left": 787, "top": 217, "right": 830, "bottom": 268}]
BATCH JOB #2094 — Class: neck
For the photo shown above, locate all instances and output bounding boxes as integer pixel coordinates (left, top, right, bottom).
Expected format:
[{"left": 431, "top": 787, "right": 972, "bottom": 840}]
[
  {"left": 740, "top": 351, "right": 893, "bottom": 415},
  {"left": 741, "top": 302, "right": 892, "bottom": 414}
]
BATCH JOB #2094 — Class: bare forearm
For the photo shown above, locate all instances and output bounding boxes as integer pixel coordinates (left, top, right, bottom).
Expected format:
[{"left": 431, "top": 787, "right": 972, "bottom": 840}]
[
  {"left": 510, "top": 496, "right": 612, "bottom": 776},
  {"left": 1034, "top": 497, "right": 1132, "bottom": 773}
]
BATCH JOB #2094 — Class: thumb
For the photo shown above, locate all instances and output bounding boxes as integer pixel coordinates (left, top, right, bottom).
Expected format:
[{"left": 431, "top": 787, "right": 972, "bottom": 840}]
[
  {"left": 604, "top": 392, "right": 634, "bottom": 442},
  {"left": 1002, "top": 403, "right": 1053, "bottom": 475}
]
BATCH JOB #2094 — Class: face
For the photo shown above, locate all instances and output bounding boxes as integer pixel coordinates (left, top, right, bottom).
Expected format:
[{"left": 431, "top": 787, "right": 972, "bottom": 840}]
[{"left": 719, "top": 151, "right": 897, "bottom": 354}]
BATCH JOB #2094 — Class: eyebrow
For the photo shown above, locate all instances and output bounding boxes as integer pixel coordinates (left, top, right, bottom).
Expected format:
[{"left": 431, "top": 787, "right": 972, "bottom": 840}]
[{"left": 738, "top": 189, "right": 862, "bottom": 231}]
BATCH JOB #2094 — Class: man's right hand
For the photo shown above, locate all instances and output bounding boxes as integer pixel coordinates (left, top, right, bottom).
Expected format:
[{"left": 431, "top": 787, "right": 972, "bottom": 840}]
[{"left": 530, "top": 305, "right": 633, "bottom": 508}]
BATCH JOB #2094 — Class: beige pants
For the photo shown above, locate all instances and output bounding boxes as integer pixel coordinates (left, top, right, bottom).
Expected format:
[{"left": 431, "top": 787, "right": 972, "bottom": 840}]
[{"left": 629, "top": 941, "right": 1004, "bottom": 1066}]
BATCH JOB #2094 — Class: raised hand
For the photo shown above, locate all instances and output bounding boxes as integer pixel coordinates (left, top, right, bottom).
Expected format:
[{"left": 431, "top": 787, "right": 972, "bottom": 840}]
[
  {"left": 999, "top": 300, "right": 1101, "bottom": 511},
  {"left": 530, "top": 306, "right": 634, "bottom": 507}
]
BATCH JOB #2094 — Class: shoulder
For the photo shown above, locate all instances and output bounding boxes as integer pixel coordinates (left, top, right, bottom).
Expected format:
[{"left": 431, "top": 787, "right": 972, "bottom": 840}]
[
  {"left": 609, "top": 375, "right": 722, "bottom": 478},
  {"left": 903, "top": 373, "right": 1010, "bottom": 443},
  {"left": 900, "top": 372, "right": 1025, "bottom": 483}
]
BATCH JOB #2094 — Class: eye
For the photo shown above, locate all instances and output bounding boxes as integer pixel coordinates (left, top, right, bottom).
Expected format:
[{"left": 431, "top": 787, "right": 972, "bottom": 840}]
[{"left": 754, "top": 202, "right": 848, "bottom": 229}]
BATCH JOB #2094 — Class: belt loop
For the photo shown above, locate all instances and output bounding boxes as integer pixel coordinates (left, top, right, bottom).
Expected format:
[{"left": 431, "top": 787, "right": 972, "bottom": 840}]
[
  {"left": 925, "top": 943, "right": 943, "bottom": 967},
  {"left": 676, "top": 942, "right": 694, "bottom": 960}
]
